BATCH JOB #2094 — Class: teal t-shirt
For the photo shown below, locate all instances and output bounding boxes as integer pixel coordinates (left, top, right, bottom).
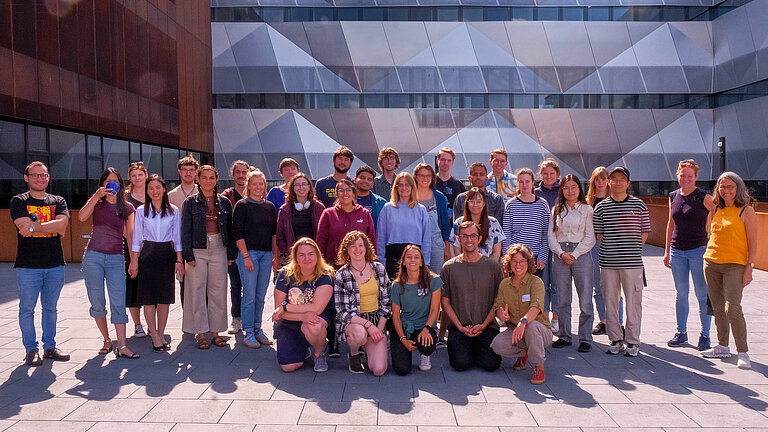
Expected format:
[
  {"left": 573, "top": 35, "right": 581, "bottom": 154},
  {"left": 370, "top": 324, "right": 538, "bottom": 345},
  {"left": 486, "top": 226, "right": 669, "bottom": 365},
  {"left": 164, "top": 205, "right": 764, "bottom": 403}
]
[{"left": 389, "top": 276, "right": 442, "bottom": 335}]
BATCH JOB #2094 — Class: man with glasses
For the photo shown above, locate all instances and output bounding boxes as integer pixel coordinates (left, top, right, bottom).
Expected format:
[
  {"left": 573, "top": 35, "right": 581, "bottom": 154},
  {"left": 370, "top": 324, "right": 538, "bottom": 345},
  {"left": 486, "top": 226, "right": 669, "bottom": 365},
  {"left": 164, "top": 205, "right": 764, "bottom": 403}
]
[
  {"left": 11, "top": 161, "right": 71, "bottom": 366},
  {"left": 373, "top": 147, "right": 399, "bottom": 201},
  {"left": 315, "top": 146, "right": 354, "bottom": 208},
  {"left": 168, "top": 155, "right": 200, "bottom": 307},
  {"left": 222, "top": 160, "right": 250, "bottom": 334},
  {"left": 440, "top": 221, "right": 503, "bottom": 372}
]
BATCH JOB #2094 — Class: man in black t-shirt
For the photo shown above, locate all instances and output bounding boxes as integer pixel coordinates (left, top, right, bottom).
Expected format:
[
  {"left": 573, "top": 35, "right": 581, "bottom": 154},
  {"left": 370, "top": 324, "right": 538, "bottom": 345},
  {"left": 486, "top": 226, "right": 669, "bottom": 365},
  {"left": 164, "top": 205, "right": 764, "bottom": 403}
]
[
  {"left": 434, "top": 147, "right": 465, "bottom": 223},
  {"left": 10, "top": 162, "right": 71, "bottom": 366}
]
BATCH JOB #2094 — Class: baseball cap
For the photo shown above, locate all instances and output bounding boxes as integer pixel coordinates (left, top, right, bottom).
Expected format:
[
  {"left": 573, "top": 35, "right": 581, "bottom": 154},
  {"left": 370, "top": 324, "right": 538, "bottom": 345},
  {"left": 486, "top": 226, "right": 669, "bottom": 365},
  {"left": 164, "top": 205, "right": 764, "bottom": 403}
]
[{"left": 609, "top": 166, "right": 630, "bottom": 181}]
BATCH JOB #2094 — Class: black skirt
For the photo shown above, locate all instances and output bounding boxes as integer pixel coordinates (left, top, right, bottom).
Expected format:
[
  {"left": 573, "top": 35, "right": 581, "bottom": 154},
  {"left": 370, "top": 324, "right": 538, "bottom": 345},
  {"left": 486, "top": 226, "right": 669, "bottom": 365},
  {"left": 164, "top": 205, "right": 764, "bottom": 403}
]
[
  {"left": 124, "top": 238, "right": 140, "bottom": 308},
  {"left": 137, "top": 241, "right": 176, "bottom": 306}
]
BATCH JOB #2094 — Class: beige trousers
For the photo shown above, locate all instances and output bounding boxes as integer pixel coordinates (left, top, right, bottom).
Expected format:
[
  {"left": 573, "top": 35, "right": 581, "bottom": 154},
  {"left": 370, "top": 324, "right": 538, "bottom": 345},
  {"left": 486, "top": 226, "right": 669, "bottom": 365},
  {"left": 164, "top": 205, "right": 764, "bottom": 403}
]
[
  {"left": 490, "top": 321, "right": 552, "bottom": 367},
  {"left": 182, "top": 234, "right": 228, "bottom": 334},
  {"left": 601, "top": 268, "right": 644, "bottom": 345}
]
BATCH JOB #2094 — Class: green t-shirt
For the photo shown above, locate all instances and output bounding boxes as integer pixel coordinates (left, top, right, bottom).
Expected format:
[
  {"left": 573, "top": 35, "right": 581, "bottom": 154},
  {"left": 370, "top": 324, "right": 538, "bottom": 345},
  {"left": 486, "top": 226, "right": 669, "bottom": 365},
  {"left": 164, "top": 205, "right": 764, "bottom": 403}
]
[
  {"left": 440, "top": 255, "right": 503, "bottom": 329},
  {"left": 389, "top": 275, "right": 442, "bottom": 335}
]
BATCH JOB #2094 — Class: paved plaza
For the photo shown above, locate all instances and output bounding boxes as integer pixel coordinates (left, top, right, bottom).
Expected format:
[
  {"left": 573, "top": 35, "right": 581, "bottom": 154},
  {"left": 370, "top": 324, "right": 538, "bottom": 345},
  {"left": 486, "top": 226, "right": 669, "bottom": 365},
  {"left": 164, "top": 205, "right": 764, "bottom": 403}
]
[{"left": 0, "top": 245, "right": 766, "bottom": 431}]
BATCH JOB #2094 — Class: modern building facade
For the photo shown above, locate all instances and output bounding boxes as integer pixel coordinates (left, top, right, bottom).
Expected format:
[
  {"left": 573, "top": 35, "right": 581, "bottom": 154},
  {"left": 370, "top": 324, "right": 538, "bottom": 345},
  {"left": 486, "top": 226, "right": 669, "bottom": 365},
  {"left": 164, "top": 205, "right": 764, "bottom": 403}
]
[{"left": 211, "top": 0, "right": 768, "bottom": 196}]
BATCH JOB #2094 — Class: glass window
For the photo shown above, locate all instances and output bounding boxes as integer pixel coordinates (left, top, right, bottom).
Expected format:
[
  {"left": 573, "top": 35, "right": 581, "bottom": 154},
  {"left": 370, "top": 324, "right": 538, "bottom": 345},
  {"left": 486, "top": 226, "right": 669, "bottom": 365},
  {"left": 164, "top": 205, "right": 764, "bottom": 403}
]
[
  {"left": 388, "top": 94, "right": 410, "bottom": 108},
  {"left": 338, "top": 94, "right": 361, "bottom": 108},
  {"left": 362, "top": 8, "right": 383, "bottom": 21},
  {"left": 27, "top": 125, "right": 47, "bottom": 153},
  {"left": 462, "top": 7, "right": 483, "bottom": 22},
  {"left": 87, "top": 135, "right": 102, "bottom": 180},
  {"left": 563, "top": 95, "right": 584, "bottom": 108},
  {"left": 411, "top": 8, "right": 433, "bottom": 21},
  {"left": 163, "top": 147, "right": 180, "bottom": 181},
  {"left": 512, "top": 94, "right": 534, "bottom": 108},
  {"left": 130, "top": 141, "right": 141, "bottom": 162},
  {"left": 387, "top": 8, "right": 408, "bottom": 21},
  {"left": 264, "top": 94, "right": 285, "bottom": 109},
  {"left": 338, "top": 8, "right": 359, "bottom": 21},
  {"left": 587, "top": 7, "right": 610, "bottom": 21},
  {"left": 612, "top": 94, "right": 636, "bottom": 109},
  {"left": 142, "top": 144, "right": 162, "bottom": 176},
  {"left": 462, "top": 94, "right": 486, "bottom": 109},
  {"left": 437, "top": 7, "right": 459, "bottom": 22},
  {"left": 314, "top": 94, "right": 335, "bottom": 108},
  {"left": 562, "top": 8, "right": 584, "bottom": 21},
  {"left": 314, "top": 8, "right": 334, "bottom": 22},
  {"left": 489, "top": 94, "right": 510, "bottom": 108},
  {"left": 637, "top": 94, "right": 662, "bottom": 109},
  {"left": 613, "top": 7, "right": 632, "bottom": 21},
  {"left": 634, "top": 7, "right": 660, "bottom": 21},
  {"left": 485, "top": 8, "right": 509, "bottom": 21},
  {"left": 438, "top": 94, "right": 460, "bottom": 109},
  {"left": 50, "top": 129, "right": 86, "bottom": 179},
  {"left": 286, "top": 94, "right": 306, "bottom": 109},
  {"left": 103, "top": 138, "right": 129, "bottom": 176},
  {"left": 540, "top": 94, "right": 560, "bottom": 108},
  {"left": 512, "top": 7, "right": 533, "bottom": 21},
  {"left": 0, "top": 120, "right": 26, "bottom": 179},
  {"left": 537, "top": 8, "right": 558, "bottom": 21},
  {"left": 363, "top": 94, "right": 386, "bottom": 108},
  {"left": 588, "top": 94, "right": 609, "bottom": 108},
  {"left": 260, "top": 7, "right": 285, "bottom": 22},
  {"left": 288, "top": 8, "right": 310, "bottom": 22}
]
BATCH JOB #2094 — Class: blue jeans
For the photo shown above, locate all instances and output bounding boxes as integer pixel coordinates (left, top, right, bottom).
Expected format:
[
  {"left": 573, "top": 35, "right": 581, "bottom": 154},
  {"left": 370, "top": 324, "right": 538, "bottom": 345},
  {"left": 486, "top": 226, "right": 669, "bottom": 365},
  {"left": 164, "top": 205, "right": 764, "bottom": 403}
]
[
  {"left": 553, "top": 246, "right": 594, "bottom": 343},
  {"left": 81, "top": 249, "right": 128, "bottom": 324},
  {"left": 236, "top": 250, "right": 273, "bottom": 333},
  {"left": 17, "top": 266, "right": 65, "bottom": 351},
  {"left": 541, "top": 253, "right": 556, "bottom": 313},
  {"left": 670, "top": 246, "right": 711, "bottom": 336},
  {"left": 592, "top": 242, "right": 623, "bottom": 324}
]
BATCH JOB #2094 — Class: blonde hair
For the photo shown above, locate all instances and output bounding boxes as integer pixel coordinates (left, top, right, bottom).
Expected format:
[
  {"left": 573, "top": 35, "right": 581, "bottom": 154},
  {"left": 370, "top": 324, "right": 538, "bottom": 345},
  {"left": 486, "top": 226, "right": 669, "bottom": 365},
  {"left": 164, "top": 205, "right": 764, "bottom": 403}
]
[
  {"left": 246, "top": 169, "right": 267, "bottom": 200},
  {"left": 390, "top": 172, "right": 418, "bottom": 208},
  {"left": 587, "top": 166, "right": 609, "bottom": 206},
  {"left": 282, "top": 238, "right": 334, "bottom": 285}
]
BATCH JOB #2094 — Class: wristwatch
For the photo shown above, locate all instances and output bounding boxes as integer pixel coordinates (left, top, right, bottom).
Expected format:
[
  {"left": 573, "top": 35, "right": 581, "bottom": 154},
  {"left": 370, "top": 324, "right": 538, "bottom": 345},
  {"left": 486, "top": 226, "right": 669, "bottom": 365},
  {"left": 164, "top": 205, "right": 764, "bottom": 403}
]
[
  {"left": 519, "top": 317, "right": 528, "bottom": 325},
  {"left": 747, "top": 262, "right": 755, "bottom": 268},
  {"left": 281, "top": 300, "right": 289, "bottom": 312},
  {"left": 28, "top": 226, "right": 34, "bottom": 233}
]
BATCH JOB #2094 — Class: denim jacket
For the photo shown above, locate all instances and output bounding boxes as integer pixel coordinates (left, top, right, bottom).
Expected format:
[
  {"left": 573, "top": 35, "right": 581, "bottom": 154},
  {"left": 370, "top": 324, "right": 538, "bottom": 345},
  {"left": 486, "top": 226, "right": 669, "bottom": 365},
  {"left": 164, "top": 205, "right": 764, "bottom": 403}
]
[{"left": 181, "top": 192, "right": 236, "bottom": 262}]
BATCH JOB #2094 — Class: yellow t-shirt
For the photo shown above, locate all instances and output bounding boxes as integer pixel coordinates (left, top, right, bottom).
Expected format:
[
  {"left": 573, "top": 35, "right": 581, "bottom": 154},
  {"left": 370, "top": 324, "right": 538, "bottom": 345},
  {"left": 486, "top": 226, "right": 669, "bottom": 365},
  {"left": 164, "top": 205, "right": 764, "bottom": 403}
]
[
  {"left": 704, "top": 207, "right": 748, "bottom": 265},
  {"left": 358, "top": 274, "right": 379, "bottom": 313}
]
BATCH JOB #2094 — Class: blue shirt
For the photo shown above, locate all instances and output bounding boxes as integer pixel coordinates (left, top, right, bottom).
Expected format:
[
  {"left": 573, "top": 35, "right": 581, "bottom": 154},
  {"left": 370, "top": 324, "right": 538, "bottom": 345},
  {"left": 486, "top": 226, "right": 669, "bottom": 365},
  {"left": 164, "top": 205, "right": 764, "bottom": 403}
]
[
  {"left": 376, "top": 202, "right": 432, "bottom": 266},
  {"left": 266, "top": 186, "right": 286, "bottom": 215},
  {"left": 315, "top": 175, "right": 351, "bottom": 208}
]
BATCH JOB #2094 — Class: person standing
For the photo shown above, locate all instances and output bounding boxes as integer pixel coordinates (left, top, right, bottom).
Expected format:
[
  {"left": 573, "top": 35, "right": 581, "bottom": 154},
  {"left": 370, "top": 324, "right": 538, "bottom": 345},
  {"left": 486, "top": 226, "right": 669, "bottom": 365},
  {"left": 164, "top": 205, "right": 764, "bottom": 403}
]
[
  {"left": 266, "top": 158, "right": 300, "bottom": 215},
  {"left": 354, "top": 166, "right": 386, "bottom": 227},
  {"left": 449, "top": 187, "right": 505, "bottom": 261},
  {"left": 129, "top": 174, "right": 184, "bottom": 352},
  {"left": 233, "top": 169, "right": 279, "bottom": 349},
  {"left": 414, "top": 163, "right": 451, "bottom": 274},
  {"left": 222, "top": 160, "right": 250, "bottom": 335},
  {"left": 453, "top": 162, "right": 505, "bottom": 230},
  {"left": 389, "top": 244, "right": 442, "bottom": 375},
  {"left": 11, "top": 161, "right": 71, "bottom": 366},
  {"left": 125, "top": 161, "right": 148, "bottom": 338},
  {"left": 168, "top": 154, "right": 199, "bottom": 307},
  {"left": 486, "top": 149, "right": 517, "bottom": 201},
  {"left": 334, "top": 231, "right": 391, "bottom": 376},
  {"left": 535, "top": 158, "right": 561, "bottom": 335},
  {"left": 434, "top": 147, "right": 465, "bottom": 222},
  {"left": 593, "top": 166, "right": 650, "bottom": 357},
  {"left": 373, "top": 147, "right": 399, "bottom": 201},
  {"left": 548, "top": 175, "right": 595, "bottom": 353},
  {"left": 276, "top": 173, "right": 326, "bottom": 263},
  {"left": 701, "top": 171, "right": 757, "bottom": 369},
  {"left": 441, "top": 221, "right": 504, "bottom": 372},
  {"left": 663, "top": 159, "right": 714, "bottom": 351},
  {"left": 376, "top": 173, "right": 432, "bottom": 279},
  {"left": 501, "top": 168, "right": 550, "bottom": 277},
  {"left": 181, "top": 166, "right": 236, "bottom": 349},
  {"left": 79, "top": 168, "right": 139, "bottom": 359},
  {"left": 315, "top": 146, "right": 354, "bottom": 208}
]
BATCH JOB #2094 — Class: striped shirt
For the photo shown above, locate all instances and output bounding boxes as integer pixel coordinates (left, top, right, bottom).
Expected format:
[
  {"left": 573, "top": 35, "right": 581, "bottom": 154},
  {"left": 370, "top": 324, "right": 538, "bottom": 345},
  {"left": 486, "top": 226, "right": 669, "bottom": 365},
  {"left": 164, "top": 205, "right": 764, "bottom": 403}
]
[
  {"left": 593, "top": 195, "right": 651, "bottom": 269},
  {"left": 502, "top": 196, "right": 550, "bottom": 260}
]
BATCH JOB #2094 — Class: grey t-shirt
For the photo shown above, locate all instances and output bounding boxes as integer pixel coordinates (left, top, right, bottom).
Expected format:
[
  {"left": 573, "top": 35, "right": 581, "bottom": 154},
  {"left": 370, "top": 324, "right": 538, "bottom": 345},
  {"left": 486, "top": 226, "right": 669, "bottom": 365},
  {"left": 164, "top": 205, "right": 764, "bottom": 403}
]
[{"left": 440, "top": 254, "right": 503, "bottom": 329}]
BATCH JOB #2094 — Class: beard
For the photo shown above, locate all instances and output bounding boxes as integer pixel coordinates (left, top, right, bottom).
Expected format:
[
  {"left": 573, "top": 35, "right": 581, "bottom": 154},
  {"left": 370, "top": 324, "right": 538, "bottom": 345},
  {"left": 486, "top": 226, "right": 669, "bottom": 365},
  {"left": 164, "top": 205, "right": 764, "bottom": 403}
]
[{"left": 335, "top": 165, "right": 350, "bottom": 174}]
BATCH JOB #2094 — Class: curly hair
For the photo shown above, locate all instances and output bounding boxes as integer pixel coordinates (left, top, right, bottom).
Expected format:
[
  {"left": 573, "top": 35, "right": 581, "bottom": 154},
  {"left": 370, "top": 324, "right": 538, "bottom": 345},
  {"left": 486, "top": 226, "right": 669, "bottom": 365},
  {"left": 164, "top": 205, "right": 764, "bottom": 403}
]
[
  {"left": 377, "top": 147, "right": 400, "bottom": 171},
  {"left": 336, "top": 231, "right": 377, "bottom": 266},
  {"left": 502, "top": 243, "right": 537, "bottom": 276}
]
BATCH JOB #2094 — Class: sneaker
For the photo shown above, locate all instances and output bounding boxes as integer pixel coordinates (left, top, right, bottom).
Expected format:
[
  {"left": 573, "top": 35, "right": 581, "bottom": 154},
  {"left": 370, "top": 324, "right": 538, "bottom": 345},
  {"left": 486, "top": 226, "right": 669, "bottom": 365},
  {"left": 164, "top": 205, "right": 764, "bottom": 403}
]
[
  {"left": 592, "top": 322, "right": 606, "bottom": 335},
  {"left": 552, "top": 338, "right": 572, "bottom": 348},
  {"left": 254, "top": 330, "right": 273, "bottom": 346},
  {"left": 530, "top": 365, "right": 546, "bottom": 384},
  {"left": 436, "top": 337, "right": 447, "bottom": 348},
  {"left": 348, "top": 352, "right": 366, "bottom": 373},
  {"left": 578, "top": 342, "right": 592, "bottom": 353},
  {"left": 606, "top": 340, "right": 625, "bottom": 355},
  {"left": 667, "top": 332, "right": 688, "bottom": 347},
  {"left": 624, "top": 344, "right": 639, "bottom": 357},
  {"left": 24, "top": 349, "right": 43, "bottom": 367},
  {"left": 134, "top": 324, "right": 147, "bottom": 338},
  {"left": 697, "top": 335, "right": 711, "bottom": 351},
  {"left": 702, "top": 344, "right": 731, "bottom": 358},
  {"left": 513, "top": 351, "right": 528, "bottom": 370},
  {"left": 550, "top": 318, "right": 559, "bottom": 335},
  {"left": 228, "top": 318, "right": 242, "bottom": 334},
  {"left": 419, "top": 354, "right": 432, "bottom": 371},
  {"left": 243, "top": 333, "right": 261, "bottom": 349},
  {"left": 43, "top": 347, "right": 70, "bottom": 361},
  {"left": 328, "top": 343, "right": 341, "bottom": 359},
  {"left": 737, "top": 352, "right": 751, "bottom": 369},
  {"left": 314, "top": 352, "right": 329, "bottom": 373},
  {"left": 622, "top": 325, "right": 626, "bottom": 340}
]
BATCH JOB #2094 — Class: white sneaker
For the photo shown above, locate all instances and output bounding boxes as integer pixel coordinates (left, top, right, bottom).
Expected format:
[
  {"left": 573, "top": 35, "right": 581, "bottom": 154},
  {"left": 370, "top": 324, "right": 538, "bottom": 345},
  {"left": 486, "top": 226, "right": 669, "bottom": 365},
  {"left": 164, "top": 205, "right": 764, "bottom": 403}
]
[
  {"left": 228, "top": 318, "right": 242, "bottom": 334},
  {"left": 419, "top": 355, "right": 432, "bottom": 371},
  {"left": 606, "top": 340, "right": 625, "bottom": 355},
  {"left": 550, "top": 319, "right": 559, "bottom": 335},
  {"left": 737, "top": 352, "right": 751, "bottom": 369},
  {"left": 702, "top": 344, "right": 731, "bottom": 358},
  {"left": 624, "top": 343, "right": 639, "bottom": 357},
  {"left": 134, "top": 324, "right": 147, "bottom": 338}
]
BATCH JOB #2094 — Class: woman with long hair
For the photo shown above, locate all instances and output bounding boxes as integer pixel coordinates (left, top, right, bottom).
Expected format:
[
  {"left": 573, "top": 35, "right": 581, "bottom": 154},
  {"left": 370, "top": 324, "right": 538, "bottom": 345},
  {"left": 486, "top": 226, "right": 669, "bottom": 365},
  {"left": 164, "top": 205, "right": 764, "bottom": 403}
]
[
  {"left": 548, "top": 174, "right": 595, "bottom": 352},
  {"left": 702, "top": 171, "right": 757, "bottom": 369},
  {"left": 316, "top": 178, "right": 375, "bottom": 268},
  {"left": 389, "top": 244, "right": 442, "bottom": 375},
  {"left": 125, "top": 161, "right": 148, "bottom": 338},
  {"left": 664, "top": 159, "right": 714, "bottom": 350},
  {"left": 181, "top": 165, "right": 236, "bottom": 350},
  {"left": 587, "top": 166, "right": 623, "bottom": 336},
  {"left": 233, "top": 169, "right": 279, "bottom": 349},
  {"left": 334, "top": 231, "right": 391, "bottom": 375},
  {"left": 271, "top": 238, "right": 335, "bottom": 373},
  {"left": 413, "top": 163, "right": 451, "bottom": 274},
  {"left": 276, "top": 173, "right": 325, "bottom": 264},
  {"left": 449, "top": 187, "right": 504, "bottom": 260},
  {"left": 128, "top": 174, "right": 183, "bottom": 352},
  {"left": 79, "top": 168, "right": 139, "bottom": 358},
  {"left": 376, "top": 172, "right": 432, "bottom": 279}
]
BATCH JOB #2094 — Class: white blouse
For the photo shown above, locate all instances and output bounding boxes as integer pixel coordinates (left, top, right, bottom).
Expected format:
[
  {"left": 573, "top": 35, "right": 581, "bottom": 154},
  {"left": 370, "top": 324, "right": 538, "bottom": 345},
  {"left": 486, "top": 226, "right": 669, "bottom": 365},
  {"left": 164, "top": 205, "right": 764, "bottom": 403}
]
[
  {"left": 547, "top": 201, "right": 595, "bottom": 259},
  {"left": 132, "top": 204, "right": 182, "bottom": 252}
]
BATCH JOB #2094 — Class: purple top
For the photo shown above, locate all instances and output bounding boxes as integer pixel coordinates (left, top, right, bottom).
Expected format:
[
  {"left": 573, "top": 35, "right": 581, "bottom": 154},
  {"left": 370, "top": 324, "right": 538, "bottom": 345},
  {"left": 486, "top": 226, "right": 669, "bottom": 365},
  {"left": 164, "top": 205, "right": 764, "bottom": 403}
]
[
  {"left": 670, "top": 188, "right": 709, "bottom": 251},
  {"left": 86, "top": 201, "right": 135, "bottom": 255}
]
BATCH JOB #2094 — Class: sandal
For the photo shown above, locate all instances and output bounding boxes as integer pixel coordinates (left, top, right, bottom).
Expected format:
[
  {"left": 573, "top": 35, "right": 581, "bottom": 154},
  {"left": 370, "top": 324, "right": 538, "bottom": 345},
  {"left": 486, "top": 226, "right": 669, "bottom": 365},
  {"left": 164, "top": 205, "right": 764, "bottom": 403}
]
[
  {"left": 196, "top": 336, "right": 210, "bottom": 350},
  {"left": 115, "top": 346, "right": 140, "bottom": 359},
  {"left": 98, "top": 339, "right": 113, "bottom": 355},
  {"left": 211, "top": 335, "right": 227, "bottom": 347}
]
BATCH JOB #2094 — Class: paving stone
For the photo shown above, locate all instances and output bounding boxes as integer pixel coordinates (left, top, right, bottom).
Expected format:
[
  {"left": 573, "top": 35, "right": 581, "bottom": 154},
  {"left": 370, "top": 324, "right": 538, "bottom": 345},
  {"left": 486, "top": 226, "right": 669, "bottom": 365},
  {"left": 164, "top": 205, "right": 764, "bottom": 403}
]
[
  {"left": 219, "top": 400, "right": 304, "bottom": 424},
  {"left": 412, "top": 383, "right": 486, "bottom": 403},
  {"left": 674, "top": 403, "right": 768, "bottom": 428},
  {"left": 64, "top": 398, "right": 158, "bottom": 421},
  {"left": 170, "top": 424, "right": 256, "bottom": 432},
  {"left": 453, "top": 403, "right": 536, "bottom": 427},
  {"left": 298, "top": 401, "right": 378, "bottom": 425},
  {"left": 614, "top": 383, "right": 707, "bottom": 403},
  {"left": 88, "top": 422, "right": 174, "bottom": 432},
  {"left": 0, "top": 397, "right": 86, "bottom": 421},
  {"left": 2, "top": 420, "right": 94, "bottom": 431},
  {"left": 600, "top": 403, "right": 698, "bottom": 427},
  {"left": 378, "top": 402, "right": 456, "bottom": 425},
  {"left": 129, "top": 379, "right": 212, "bottom": 399},
  {"left": 141, "top": 399, "right": 233, "bottom": 423},
  {"left": 271, "top": 382, "right": 344, "bottom": 401},
  {"left": 199, "top": 379, "right": 276, "bottom": 400},
  {"left": 342, "top": 382, "right": 413, "bottom": 402},
  {"left": 545, "top": 383, "right": 632, "bottom": 404},
  {"left": 526, "top": 404, "right": 617, "bottom": 428}
]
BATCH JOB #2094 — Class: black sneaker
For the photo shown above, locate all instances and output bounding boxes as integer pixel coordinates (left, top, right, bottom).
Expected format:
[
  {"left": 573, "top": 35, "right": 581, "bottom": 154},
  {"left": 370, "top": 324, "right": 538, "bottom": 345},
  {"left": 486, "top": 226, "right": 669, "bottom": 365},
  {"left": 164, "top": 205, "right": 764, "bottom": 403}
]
[
  {"left": 667, "top": 332, "right": 688, "bottom": 347},
  {"left": 24, "top": 349, "right": 43, "bottom": 367},
  {"left": 592, "top": 322, "right": 606, "bottom": 335},
  {"left": 348, "top": 352, "right": 366, "bottom": 374},
  {"left": 578, "top": 342, "right": 592, "bottom": 352},
  {"left": 552, "top": 339, "right": 572, "bottom": 348},
  {"left": 328, "top": 343, "right": 341, "bottom": 358},
  {"left": 43, "top": 347, "right": 70, "bottom": 362}
]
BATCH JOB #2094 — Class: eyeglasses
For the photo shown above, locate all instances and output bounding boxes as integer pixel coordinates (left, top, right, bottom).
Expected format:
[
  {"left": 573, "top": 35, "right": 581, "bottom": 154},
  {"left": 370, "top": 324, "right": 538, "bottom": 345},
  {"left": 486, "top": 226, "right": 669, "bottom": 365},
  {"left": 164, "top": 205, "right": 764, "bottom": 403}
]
[
  {"left": 26, "top": 173, "right": 50, "bottom": 180},
  {"left": 415, "top": 174, "right": 433, "bottom": 180},
  {"left": 293, "top": 182, "right": 310, "bottom": 188},
  {"left": 718, "top": 184, "right": 737, "bottom": 190},
  {"left": 510, "top": 259, "right": 528, "bottom": 266},
  {"left": 180, "top": 167, "right": 197, "bottom": 173},
  {"left": 458, "top": 233, "right": 479, "bottom": 240},
  {"left": 336, "top": 188, "right": 354, "bottom": 194},
  {"left": 679, "top": 159, "right": 698, "bottom": 167},
  {"left": 561, "top": 186, "right": 580, "bottom": 192},
  {"left": 467, "top": 199, "right": 485, "bottom": 205},
  {"left": 396, "top": 183, "right": 411, "bottom": 188}
]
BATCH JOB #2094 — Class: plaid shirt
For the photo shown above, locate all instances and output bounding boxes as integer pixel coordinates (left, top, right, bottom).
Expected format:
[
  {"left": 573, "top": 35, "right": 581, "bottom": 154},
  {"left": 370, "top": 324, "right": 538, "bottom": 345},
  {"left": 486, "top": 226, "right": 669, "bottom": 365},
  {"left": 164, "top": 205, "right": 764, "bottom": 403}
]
[{"left": 334, "top": 261, "right": 391, "bottom": 343}]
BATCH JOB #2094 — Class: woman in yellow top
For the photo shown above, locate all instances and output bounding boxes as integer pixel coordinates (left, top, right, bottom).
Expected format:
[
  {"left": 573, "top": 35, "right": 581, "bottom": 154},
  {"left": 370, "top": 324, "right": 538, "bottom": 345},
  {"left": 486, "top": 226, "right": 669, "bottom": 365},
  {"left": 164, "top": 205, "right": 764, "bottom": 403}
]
[
  {"left": 702, "top": 171, "right": 757, "bottom": 369},
  {"left": 333, "top": 231, "right": 391, "bottom": 375}
]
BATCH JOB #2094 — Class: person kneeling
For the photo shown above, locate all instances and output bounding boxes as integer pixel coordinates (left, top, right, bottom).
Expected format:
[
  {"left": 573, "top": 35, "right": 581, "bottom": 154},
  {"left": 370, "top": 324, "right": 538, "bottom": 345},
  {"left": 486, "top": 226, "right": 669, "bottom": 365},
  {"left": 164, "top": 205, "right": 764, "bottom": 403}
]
[
  {"left": 491, "top": 244, "right": 552, "bottom": 384},
  {"left": 272, "top": 238, "right": 335, "bottom": 373}
]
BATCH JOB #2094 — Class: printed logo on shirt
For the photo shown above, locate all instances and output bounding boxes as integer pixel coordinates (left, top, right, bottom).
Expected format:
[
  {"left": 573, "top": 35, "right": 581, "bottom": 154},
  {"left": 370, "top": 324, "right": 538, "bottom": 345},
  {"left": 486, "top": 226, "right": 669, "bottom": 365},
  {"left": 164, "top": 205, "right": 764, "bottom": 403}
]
[
  {"left": 356, "top": 219, "right": 364, "bottom": 223},
  {"left": 26, "top": 205, "right": 56, "bottom": 238},
  {"left": 444, "top": 186, "right": 453, "bottom": 195},
  {"left": 325, "top": 189, "right": 337, "bottom": 199}
]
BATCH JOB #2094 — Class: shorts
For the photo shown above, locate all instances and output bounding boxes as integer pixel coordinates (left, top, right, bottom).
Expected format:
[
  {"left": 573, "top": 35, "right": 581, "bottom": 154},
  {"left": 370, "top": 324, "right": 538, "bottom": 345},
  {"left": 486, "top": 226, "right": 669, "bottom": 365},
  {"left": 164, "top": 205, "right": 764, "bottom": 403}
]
[{"left": 274, "top": 314, "right": 330, "bottom": 365}]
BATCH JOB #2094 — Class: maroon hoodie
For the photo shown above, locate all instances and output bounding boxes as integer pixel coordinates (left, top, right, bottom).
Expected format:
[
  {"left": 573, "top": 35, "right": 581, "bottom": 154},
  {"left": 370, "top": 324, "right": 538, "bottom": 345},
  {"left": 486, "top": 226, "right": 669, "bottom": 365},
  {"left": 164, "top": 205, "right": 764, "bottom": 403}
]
[
  {"left": 316, "top": 204, "right": 376, "bottom": 267},
  {"left": 276, "top": 200, "right": 326, "bottom": 257}
]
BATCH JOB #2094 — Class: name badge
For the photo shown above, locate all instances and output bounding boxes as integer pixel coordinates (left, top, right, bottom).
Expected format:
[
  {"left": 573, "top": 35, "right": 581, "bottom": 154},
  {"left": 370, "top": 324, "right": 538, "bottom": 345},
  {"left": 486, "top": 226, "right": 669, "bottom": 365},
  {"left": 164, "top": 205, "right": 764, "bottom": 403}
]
[{"left": 522, "top": 294, "right": 530, "bottom": 302}]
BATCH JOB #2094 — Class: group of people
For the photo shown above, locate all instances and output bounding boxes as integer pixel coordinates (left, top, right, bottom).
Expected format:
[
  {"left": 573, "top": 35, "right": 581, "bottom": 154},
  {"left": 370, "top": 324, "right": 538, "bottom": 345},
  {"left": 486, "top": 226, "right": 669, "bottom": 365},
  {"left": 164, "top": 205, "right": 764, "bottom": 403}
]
[{"left": 11, "top": 145, "right": 758, "bottom": 380}]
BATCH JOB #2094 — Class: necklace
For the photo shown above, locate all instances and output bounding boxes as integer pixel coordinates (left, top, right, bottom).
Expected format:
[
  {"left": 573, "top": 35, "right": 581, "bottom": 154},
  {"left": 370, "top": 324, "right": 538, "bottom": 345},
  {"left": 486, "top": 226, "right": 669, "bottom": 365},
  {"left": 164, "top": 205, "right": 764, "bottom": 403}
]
[
  {"left": 181, "top": 184, "right": 195, "bottom": 198},
  {"left": 350, "top": 262, "right": 367, "bottom": 277}
]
